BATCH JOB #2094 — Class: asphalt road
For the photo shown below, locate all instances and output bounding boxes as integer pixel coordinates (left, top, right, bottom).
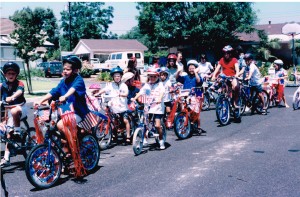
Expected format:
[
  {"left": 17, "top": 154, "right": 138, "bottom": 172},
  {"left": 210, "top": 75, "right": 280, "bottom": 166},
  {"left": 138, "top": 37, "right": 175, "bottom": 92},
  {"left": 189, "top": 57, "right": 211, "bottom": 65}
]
[{"left": 1, "top": 87, "right": 300, "bottom": 197}]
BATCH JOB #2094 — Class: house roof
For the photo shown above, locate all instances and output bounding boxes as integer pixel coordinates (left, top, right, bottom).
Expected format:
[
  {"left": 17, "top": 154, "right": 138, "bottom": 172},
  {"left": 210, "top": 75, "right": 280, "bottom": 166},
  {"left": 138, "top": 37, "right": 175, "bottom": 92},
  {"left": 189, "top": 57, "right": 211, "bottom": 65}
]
[
  {"left": 0, "top": 18, "right": 17, "bottom": 35},
  {"left": 75, "top": 39, "right": 148, "bottom": 53},
  {"left": 237, "top": 22, "right": 300, "bottom": 42}
]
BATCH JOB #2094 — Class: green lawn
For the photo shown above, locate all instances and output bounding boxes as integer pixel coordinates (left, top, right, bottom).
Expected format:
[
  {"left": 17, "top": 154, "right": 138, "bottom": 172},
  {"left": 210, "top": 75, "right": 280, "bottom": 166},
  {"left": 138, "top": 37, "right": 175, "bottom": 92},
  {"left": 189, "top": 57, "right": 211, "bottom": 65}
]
[{"left": 21, "top": 79, "right": 58, "bottom": 98}]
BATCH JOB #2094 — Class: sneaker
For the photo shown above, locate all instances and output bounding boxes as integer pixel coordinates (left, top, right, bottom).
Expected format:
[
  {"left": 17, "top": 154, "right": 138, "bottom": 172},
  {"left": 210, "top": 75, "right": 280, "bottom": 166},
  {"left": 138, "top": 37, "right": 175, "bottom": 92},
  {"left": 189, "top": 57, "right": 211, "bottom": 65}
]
[
  {"left": 143, "top": 139, "right": 148, "bottom": 146},
  {"left": 159, "top": 140, "right": 165, "bottom": 150},
  {"left": 0, "top": 158, "right": 10, "bottom": 167},
  {"left": 245, "top": 106, "right": 250, "bottom": 112},
  {"left": 261, "top": 109, "right": 267, "bottom": 115}
]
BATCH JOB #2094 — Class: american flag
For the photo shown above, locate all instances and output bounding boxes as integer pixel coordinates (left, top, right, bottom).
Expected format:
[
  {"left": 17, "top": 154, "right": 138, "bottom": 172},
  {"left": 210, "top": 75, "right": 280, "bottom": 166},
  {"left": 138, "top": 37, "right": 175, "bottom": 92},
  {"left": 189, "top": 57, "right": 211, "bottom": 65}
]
[
  {"left": 38, "top": 109, "right": 50, "bottom": 121},
  {"left": 78, "top": 112, "right": 99, "bottom": 131},
  {"left": 58, "top": 102, "right": 75, "bottom": 116}
]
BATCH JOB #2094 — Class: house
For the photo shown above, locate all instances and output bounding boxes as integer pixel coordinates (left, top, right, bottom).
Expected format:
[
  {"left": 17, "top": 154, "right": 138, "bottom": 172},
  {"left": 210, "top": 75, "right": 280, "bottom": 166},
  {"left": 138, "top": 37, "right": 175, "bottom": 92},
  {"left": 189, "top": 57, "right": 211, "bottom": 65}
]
[
  {"left": 73, "top": 39, "right": 148, "bottom": 63},
  {"left": 0, "top": 18, "right": 54, "bottom": 67},
  {"left": 237, "top": 21, "right": 300, "bottom": 65}
]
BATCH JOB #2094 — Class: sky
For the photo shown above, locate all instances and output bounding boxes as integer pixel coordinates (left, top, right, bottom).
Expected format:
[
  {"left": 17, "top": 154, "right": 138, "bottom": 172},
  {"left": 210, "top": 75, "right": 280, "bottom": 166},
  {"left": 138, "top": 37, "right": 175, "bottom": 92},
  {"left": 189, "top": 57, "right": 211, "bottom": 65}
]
[{"left": 1, "top": 1, "right": 300, "bottom": 36}]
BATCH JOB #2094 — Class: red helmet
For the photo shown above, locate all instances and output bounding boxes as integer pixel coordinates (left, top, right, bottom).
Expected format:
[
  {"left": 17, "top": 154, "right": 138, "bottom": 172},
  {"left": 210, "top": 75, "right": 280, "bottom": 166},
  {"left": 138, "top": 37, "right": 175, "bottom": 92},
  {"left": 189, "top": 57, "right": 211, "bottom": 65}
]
[
  {"left": 167, "top": 54, "right": 177, "bottom": 60},
  {"left": 147, "top": 67, "right": 159, "bottom": 76}
]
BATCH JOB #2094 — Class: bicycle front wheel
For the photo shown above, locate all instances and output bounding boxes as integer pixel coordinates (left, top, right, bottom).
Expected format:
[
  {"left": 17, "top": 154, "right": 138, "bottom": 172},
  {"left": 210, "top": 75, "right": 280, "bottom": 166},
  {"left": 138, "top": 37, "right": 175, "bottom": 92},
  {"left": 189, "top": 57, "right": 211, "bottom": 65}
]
[
  {"left": 201, "top": 92, "right": 210, "bottom": 111},
  {"left": 132, "top": 127, "right": 144, "bottom": 155},
  {"left": 174, "top": 112, "right": 191, "bottom": 139},
  {"left": 293, "top": 89, "right": 300, "bottom": 110},
  {"left": 216, "top": 95, "right": 230, "bottom": 126},
  {"left": 25, "top": 144, "right": 62, "bottom": 189},
  {"left": 80, "top": 134, "right": 100, "bottom": 172},
  {"left": 254, "top": 90, "right": 270, "bottom": 113}
]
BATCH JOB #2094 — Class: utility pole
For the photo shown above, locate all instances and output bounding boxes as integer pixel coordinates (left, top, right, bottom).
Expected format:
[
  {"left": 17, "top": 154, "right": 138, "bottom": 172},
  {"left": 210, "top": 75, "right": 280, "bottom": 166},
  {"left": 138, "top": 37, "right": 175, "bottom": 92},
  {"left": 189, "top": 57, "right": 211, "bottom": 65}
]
[{"left": 68, "top": 2, "right": 71, "bottom": 51}]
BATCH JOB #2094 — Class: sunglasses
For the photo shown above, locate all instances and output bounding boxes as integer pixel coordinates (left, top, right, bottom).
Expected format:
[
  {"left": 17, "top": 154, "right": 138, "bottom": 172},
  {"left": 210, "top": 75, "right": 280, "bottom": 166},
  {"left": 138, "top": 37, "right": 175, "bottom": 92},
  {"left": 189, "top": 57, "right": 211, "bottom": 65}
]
[{"left": 148, "top": 75, "right": 158, "bottom": 78}]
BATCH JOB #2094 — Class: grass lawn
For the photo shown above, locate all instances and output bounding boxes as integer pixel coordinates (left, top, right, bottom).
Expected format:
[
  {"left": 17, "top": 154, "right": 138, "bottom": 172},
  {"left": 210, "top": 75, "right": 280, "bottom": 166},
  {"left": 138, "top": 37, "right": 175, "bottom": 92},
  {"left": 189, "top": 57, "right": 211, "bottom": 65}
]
[{"left": 21, "top": 79, "right": 57, "bottom": 98}]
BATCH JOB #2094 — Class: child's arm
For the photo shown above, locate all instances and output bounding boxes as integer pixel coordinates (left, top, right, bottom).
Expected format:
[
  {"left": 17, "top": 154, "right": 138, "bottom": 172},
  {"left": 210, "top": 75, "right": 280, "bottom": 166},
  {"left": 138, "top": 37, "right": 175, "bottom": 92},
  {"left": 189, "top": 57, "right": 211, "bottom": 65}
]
[
  {"left": 5, "top": 89, "right": 23, "bottom": 103},
  {"left": 59, "top": 87, "right": 76, "bottom": 102}
]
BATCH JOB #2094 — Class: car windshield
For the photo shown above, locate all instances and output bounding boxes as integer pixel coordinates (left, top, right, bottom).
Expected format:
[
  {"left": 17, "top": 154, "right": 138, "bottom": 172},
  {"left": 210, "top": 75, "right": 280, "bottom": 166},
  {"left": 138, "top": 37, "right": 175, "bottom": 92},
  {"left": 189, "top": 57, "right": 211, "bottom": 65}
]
[{"left": 51, "top": 63, "right": 62, "bottom": 67}]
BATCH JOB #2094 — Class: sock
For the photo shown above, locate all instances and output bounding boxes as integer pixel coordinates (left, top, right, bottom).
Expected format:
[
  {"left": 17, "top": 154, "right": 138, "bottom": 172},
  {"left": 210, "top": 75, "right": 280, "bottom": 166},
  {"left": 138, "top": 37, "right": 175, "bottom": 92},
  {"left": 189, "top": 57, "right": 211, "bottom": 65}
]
[{"left": 4, "top": 151, "right": 10, "bottom": 161}]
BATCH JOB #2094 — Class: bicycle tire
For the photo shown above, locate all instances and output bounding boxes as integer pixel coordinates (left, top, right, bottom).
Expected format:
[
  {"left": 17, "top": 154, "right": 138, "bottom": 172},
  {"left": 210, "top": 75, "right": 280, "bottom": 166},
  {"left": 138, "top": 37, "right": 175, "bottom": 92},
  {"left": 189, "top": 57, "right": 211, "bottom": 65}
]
[
  {"left": 132, "top": 127, "right": 144, "bottom": 155},
  {"left": 254, "top": 90, "right": 270, "bottom": 113},
  {"left": 201, "top": 92, "right": 210, "bottom": 111},
  {"left": 80, "top": 134, "right": 100, "bottom": 172},
  {"left": 94, "top": 119, "right": 112, "bottom": 150},
  {"left": 25, "top": 144, "right": 62, "bottom": 189},
  {"left": 174, "top": 112, "right": 191, "bottom": 139},
  {"left": 215, "top": 95, "right": 230, "bottom": 126},
  {"left": 293, "top": 90, "right": 300, "bottom": 110},
  {"left": 21, "top": 127, "right": 37, "bottom": 158}
]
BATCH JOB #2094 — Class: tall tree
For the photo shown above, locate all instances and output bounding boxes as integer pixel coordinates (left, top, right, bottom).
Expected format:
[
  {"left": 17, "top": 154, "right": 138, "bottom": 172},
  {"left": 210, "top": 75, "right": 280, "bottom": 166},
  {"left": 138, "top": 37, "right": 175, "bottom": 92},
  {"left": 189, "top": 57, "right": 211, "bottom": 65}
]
[
  {"left": 60, "top": 2, "right": 114, "bottom": 51},
  {"left": 9, "top": 7, "right": 59, "bottom": 93},
  {"left": 254, "top": 30, "right": 281, "bottom": 61},
  {"left": 136, "top": 2, "right": 257, "bottom": 53}
]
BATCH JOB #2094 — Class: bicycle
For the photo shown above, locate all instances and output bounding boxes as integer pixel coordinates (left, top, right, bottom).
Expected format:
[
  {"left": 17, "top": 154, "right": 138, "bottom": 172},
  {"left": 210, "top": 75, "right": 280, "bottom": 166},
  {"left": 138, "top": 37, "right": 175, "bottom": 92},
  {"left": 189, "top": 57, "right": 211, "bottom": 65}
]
[
  {"left": 292, "top": 86, "right": 300, "bottom": 110},
  {"left": 173, "top": 87, "right": 203, "bottom": 139},
  {"left": 239, "top": 79, "right": 269, "bottom": 115},
  {"left": 132, "top": 100, "right": 167, "bottom": 155},
  {"left": 215, "top": 74, "right": 242, "bottom": 126},
  {"left": 202, "top": 79, "right": 220, "bottom": 111},
  {"left": 0, "top": 101, "right": 36, "bottom": 160},
  {"left": 25, "top": 101, "right": 100, "bottom": 189},
  {"left": 263, "top": 77, "right": 284, "bottom": 107}
]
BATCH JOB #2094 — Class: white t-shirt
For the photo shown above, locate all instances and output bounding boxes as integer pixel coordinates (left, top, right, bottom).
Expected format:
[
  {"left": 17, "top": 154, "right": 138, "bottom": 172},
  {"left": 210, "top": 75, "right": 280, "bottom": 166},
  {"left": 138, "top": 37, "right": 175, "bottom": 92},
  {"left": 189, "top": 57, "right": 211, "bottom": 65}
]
[
  {"left": 247, "top": 63, "right": 261, "bottom": 86},
  {"left": 176, "top": 61, "right": 184, "bottom": 71},
  {"left": 139, "top": 82, "right": 165, "bottom": 114},
  {"left": 161, "top": 79, "right": 172, "bottom": 102},
  {"left": 102, "top": 82, "right": 128, "bottom": 113},
  {"left": 198, "top": 62, "right": 213, "bottom": 78}
]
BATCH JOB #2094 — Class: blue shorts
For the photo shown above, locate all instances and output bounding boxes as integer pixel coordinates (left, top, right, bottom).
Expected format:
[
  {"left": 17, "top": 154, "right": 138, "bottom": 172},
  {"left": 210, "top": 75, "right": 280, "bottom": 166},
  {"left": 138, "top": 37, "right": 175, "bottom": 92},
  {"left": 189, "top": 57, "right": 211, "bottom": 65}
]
[{"left": 149, "top": 113, "right": 163, "bottom": 120}]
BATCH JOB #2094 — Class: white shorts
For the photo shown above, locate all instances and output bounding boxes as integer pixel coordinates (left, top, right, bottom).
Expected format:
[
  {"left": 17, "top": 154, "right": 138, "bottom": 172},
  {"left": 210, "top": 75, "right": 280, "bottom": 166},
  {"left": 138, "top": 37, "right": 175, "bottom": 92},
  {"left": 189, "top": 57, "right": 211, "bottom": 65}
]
[{"left": 7, "top": 104, "right": 28, "bottom": 127}]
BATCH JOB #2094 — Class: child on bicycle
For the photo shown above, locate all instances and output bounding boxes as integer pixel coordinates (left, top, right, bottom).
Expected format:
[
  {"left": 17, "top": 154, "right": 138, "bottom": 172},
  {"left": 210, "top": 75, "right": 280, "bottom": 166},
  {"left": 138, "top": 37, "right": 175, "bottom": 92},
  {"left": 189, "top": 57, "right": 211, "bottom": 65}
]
[
  {"left": 121, "top": 72, "right": 140, "bottom": 111},
  {"left": 159, "top": 67, "right": 172, "bottom": 128},
  {"left": 243, "top": 53, "right": 267, "bottom": 115},
  {"left": 95, "top": 66, "right": 131, "bottom": 144},
  {"left": 36, "top": 55, "right": 94, "bottom": 177},
  {"left": 131, "top": 67, "right": 166, "bottom": 150},
  {"left": 0, "top": 62, "right": 27, "bottom": 167},
  {"left": 176, "top": 60, "right": 204, "bottom": 133}
]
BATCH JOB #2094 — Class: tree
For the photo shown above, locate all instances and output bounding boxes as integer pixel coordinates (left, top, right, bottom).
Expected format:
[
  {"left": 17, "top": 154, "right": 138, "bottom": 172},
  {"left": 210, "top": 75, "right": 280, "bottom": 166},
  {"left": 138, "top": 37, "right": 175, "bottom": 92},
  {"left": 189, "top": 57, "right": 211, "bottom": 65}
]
[
  {"left": 254, "top": 30, "right": 281, "bottom": 62},
  {"left": 9, "top": 7, "right": 59, "bottom": 94},
  {"left": 119, "top": 26, "right": 151, "bottom": 48},
  {"left": 136, "top": 2, "right": 257, "bottom": 53},
  {"left": 60, "top": 2, "right": 114, "bottom": 51}
]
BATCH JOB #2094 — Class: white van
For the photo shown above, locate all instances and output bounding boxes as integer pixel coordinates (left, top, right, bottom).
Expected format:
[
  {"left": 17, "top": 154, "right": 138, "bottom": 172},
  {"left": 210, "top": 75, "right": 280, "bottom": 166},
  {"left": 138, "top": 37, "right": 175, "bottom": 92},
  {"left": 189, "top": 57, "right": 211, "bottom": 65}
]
[{"left": 105, "top": 51, "right": 144, "bottom": 71}]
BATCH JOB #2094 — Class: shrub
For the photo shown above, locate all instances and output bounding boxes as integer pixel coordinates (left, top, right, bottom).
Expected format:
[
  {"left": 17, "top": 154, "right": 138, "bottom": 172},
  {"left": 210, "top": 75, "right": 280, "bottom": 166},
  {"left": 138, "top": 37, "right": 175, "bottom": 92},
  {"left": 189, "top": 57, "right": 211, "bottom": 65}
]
[
  {"left": 97, "top": 71, "right": 112, "bottom": 81},
  {"left": 80, "top": 68, "right": 93, "bottom": 78}
]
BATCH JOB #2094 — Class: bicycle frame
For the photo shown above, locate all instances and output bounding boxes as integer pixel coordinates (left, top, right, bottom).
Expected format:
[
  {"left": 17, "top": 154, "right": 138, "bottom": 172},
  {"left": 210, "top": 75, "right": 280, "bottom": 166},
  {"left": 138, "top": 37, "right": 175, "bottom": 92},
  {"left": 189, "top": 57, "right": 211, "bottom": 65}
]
[{"left": 0, "top": 101, "right": 35, "bottom": 158}]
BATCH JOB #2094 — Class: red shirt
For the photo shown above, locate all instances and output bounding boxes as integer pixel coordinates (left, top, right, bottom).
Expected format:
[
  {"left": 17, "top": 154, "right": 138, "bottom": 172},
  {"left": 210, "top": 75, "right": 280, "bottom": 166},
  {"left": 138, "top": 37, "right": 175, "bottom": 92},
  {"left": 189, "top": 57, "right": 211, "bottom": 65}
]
[{"left": 219, "top": 57, "right": 238, "bottom": 76}]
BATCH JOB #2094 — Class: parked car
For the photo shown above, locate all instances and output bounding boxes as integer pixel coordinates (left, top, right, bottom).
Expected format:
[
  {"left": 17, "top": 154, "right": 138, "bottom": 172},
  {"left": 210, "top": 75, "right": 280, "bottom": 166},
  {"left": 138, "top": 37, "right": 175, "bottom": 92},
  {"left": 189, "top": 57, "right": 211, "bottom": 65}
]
[
  {"left": 37, "top": 61, "right": 63, "bottom": 78},
  {"left": 104, "top": 51, "right": 144, "bottom": 71}
]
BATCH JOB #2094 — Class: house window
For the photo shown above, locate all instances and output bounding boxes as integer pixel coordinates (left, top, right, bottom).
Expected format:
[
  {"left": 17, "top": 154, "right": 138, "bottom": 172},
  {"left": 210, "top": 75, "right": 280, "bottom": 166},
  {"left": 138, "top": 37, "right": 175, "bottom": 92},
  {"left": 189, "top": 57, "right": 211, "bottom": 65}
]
[{"left": 1, "top": 47, "right": 16, "bottom": 60}]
